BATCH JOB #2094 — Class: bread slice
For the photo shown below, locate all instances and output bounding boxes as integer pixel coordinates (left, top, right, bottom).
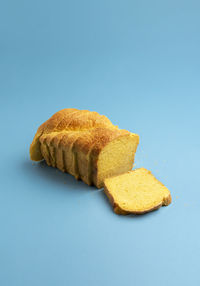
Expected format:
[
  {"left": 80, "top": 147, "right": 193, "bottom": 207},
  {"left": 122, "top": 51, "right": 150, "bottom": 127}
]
[
  {"left": 30, "top": 109, "right": 139, "bottom": 188},
  {"left": 104, "top": 168, "right": 172, "bottom": 215}
]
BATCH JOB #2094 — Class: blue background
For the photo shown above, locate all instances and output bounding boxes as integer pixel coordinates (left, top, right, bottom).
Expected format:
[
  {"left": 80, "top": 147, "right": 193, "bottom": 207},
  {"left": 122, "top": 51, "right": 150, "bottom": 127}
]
[{"left": 1, "top": 0, "right": 200, "bottom": 285}]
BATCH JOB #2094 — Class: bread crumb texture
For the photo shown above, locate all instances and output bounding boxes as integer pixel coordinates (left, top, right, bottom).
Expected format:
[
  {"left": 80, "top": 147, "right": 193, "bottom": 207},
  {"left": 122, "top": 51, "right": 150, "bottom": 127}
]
[{"left": 104, "top": 168, "right": 172, "bottom": 215}]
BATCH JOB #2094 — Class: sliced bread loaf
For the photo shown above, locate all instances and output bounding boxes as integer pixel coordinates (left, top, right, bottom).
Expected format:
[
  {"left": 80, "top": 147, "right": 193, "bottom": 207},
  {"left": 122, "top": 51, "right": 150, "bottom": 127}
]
[
  {"left": 104, "top": 168, "right": 172, "bottom": 215},
  {"left": 30, "top": 109, "right": 139, "bottom": 188}
]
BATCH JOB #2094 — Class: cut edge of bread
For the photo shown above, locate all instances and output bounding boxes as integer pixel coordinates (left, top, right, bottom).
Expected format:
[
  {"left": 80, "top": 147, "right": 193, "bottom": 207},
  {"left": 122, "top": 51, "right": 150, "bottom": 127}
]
[{"left": 94, "top": 133, "right": 139, "bottom": 188}]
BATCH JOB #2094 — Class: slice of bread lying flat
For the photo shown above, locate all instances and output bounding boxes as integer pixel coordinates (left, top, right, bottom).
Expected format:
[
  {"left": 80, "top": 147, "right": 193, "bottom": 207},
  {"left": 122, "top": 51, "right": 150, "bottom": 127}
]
[{"left": 104, "top": 168, "right": 172, "bottom": 215}]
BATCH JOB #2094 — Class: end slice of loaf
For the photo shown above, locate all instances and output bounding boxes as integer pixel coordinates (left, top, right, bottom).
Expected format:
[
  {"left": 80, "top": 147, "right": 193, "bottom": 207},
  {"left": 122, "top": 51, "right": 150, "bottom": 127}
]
[{"left": 104, "top": 168, "right": 172, "bottom": 215}]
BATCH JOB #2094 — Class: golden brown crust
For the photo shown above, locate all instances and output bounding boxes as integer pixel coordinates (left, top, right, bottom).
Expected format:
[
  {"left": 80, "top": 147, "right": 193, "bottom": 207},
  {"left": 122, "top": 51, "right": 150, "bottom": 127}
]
[
  {"left": 30, "top": 109, "right": 130, "bottom": 163},
  {"left": 30, "top": 109, "right": 139, "bottom": 188},
  {"left": 30, "top": 109, "right": 116, "bottom": 161},
  {"left": 42, "top": 109, "right": 114, "bottom": 133}
]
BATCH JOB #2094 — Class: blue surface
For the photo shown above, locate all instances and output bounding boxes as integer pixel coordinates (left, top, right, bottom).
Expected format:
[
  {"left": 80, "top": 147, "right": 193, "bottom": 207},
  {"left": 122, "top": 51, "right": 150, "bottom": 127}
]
[{"left": 1, "top": 0, "right": 200, "bottom": 285}]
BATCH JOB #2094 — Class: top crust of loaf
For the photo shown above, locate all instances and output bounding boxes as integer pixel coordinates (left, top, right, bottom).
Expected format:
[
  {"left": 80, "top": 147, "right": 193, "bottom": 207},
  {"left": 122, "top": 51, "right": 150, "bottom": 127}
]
[
  {"left": 37, "top": 108, "right": 114, "bottom": 134},
  {"left": 104, "top": 168, "right": 172, "bottom": 215},
  {"left": 30, "top": 109, "right": 139, "bottom": 161}
]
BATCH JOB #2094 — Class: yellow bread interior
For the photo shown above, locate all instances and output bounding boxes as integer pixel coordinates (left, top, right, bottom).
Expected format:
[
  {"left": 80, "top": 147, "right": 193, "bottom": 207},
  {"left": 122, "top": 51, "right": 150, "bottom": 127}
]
[
  {"left": 104, "top": 168, "right": 172, "bottom": 215},
  {"left": 96, "top": 134, "right": 139, "bottom": 188}
]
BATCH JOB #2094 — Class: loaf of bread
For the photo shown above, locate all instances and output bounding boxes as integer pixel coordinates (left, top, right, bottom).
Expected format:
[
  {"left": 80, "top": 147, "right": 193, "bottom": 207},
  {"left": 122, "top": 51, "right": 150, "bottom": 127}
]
[
  {"left": 30, "top": 109, "right": 139, "bottom": 188},
  {"left": 104, "top": 168, "right": 172, "bottom": 214}
]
